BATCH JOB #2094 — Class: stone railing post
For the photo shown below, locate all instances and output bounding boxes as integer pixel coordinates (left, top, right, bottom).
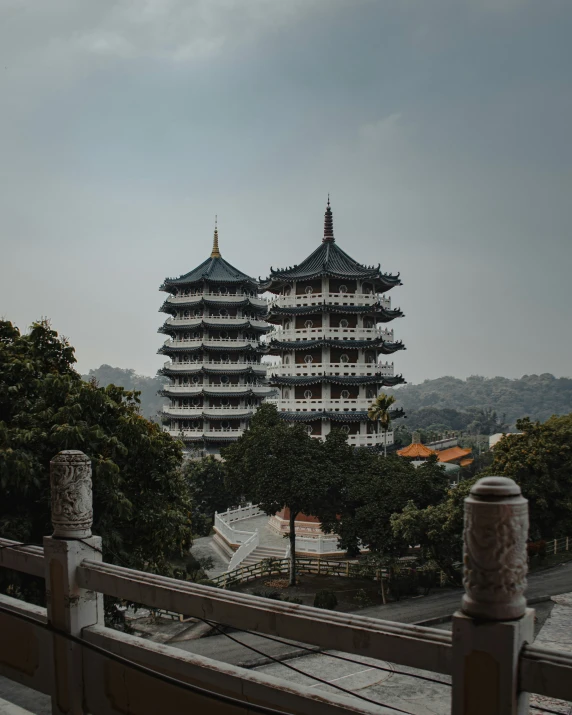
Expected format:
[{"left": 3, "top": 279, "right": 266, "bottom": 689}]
[
  {"left": 44, "top": 450, "right": 103, "bottom": 715},
  {"left": 451, "top": 477, "right": 534, "bottom": 715}
]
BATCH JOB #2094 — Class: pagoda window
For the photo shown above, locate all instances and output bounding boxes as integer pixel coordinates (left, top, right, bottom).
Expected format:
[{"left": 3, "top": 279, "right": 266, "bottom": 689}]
[
  {"left": 339, "top": 285, "right": 348, "bottom": 294},
  {"left": 305, "top": 286, "right": 313, "bottom": 294},
  {"left": 283, "top": 355, "right": 290, "bottom": 364},
  {"left": 340, "top": 354, "right": 349, "bottom": 363},
  {"left": 219, "top": 309, "right": 228, "bottom": 317},
  {"left": 220, "top": 376, "right": 230, "bottom": 384},
  {"left": 304, "top": 389, "right": 313, "bottom": 399},
  {"left": 221, "top": 354, "right": 230, "bottom": 363},
  {"left": 221, "top": 421, "right": 230, "bottom": 431},
  {"left": 284, "top": 389, "right": 290, "bottom": 399},
  {"left": 192, "top": 376, "right": 200, "bottom": 384},
  {"left": 304, "top": 320, "right": 313, "bottom": 329},
  {"left": 304, "top": 355, "right": 313, "bottom": 364},
  {"left": 192, "top": 398, "right": 201, "bottom": 407},
  {"left": 341, "top": 425, "right": 350, "bottom": 434},
  {"left": 284, "top": 286, "right": 292, "bottom": 296},
  {"left": 184, "top": 310, "right": 190, "bottom": 318},
  {"left": 365, "top": 352, "right": 376, "bottom": 363},
  {"left": 284, "top": 321, "right": 291, "bottom": 330},
  {"left": 306, "top": 425, "right": 314, "bottom": 435},
  {"left": 184, "top": 333, "right": 190, "bottom": 340},
  {"left": 364, "top": 319, "right": 374, "bottom": 329},
  {"left": 366, "top": 388, "right": 376, "bottom": 399},
  {"left": 341, "top": 390, "right": 350, "bottom": 399},
  {"left": 339, "top": 319, "right": 349, "bottom": 329},
  {"left": 220, "top": 331, "right": 229, "bottom": 339},
  {"left": 218, "top": 286, "right": 228, "bottom": 295},
  {"left": 362, "top": 283, "right": 373, "bottom": 295},
  {"left": 221, "top": 399, "right": 229, "bottom": 406}
]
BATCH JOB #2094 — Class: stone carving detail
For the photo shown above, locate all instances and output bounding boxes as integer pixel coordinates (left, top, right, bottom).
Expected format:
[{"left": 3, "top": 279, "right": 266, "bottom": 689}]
[
  {"left": 462, "top": 476, "right": 528, "bottom": 621},
  {"left": 50, "top": 450, "right": 93, "bottom": 539}
]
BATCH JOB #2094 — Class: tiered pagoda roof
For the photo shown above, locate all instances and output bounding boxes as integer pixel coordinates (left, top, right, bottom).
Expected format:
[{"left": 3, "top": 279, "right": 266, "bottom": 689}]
[
  {"left": 269, "top": 374, "right": 405, "bottom": 387},
  {"left": 160, "top": 226, "right": 257, "bottom": 291},
  {"left": 260, "top": 200, "right": 401, "bottom": 293},
  {"left": 267, "top": 304, "right": 404, "bottom": 322}
]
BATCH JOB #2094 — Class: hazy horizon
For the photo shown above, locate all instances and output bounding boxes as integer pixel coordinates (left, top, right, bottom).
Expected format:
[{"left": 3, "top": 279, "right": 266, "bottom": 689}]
[{"left": 2, "top": 1, "right": 571, "bottom": 385}]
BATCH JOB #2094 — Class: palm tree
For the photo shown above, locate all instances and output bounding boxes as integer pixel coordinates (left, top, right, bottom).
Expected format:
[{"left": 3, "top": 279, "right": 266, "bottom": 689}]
[{"left": 368, "top": 393, "right": 396, "bottom": 457}]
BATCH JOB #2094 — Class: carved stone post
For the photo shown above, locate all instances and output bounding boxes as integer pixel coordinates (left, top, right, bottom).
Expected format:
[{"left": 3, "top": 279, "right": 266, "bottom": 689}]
[
  {"left": 44, "top": 451, "right": 103, "bottom": 715},
  {"left": 451, "top": 477, "right": 535, "bottom": 715}
]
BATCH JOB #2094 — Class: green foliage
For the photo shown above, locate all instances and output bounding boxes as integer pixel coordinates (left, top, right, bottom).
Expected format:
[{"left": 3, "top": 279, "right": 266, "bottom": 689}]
[
  {"left": 317, "top": 452, "right": 449, "bottom": 559},
  {"left": 390, "top": 479, "right": 475, "bottom": 585},
  {"left": 387, "top": 374, "right": 572, "bottom": 428},
  {"left": 483, "top": 414, "right": 572, "bottom": 539},
  {"left": 367, "top": 393, "right": 396, "bottom": 456},
  {"left": 82, "top": 364, "right": 166, "bottom": 421},
  {"left": 223, "top": 403, "right": 334, "bottom": 586},
  {"left": 313, "top": 589, "right": 338, "bottom": 610},
  {"left": 0, "top": 320, "right": 192, "bottom": 581},
  {"left": 183, "top": 456, "right": 238, "bottom": 536}
]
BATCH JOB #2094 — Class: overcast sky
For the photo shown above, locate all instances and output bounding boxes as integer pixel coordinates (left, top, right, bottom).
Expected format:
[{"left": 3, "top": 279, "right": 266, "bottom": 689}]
[{"left": 1, "top": 0, "right": 571, "bottom": 385}]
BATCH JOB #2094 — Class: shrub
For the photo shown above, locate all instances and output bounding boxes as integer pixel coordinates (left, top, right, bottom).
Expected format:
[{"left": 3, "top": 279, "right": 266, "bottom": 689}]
[{"left": 314, "top": 590, "right": 338, "bottom": 610}]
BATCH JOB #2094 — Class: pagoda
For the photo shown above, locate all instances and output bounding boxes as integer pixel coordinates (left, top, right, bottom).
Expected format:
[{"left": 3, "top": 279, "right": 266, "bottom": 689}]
[
  {"left": 260, "top": 198, "right": 406, "bottom": 448},
  {"left": 158, "top": 221, "right": 274, "bottom": 456}
]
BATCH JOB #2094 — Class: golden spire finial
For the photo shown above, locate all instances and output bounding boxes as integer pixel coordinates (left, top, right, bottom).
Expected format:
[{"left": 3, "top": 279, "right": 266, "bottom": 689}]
[{"left": 211, "top": 215, "right": 221, "bottom": 258}]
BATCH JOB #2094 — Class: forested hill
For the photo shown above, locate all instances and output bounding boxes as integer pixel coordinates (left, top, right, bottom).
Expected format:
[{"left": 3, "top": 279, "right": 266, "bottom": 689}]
[
  {"left": 386, "top": 374, "right": 572, "bottom": 427},
  {"left": 83, "top": 365, "right": 165, "bottom": 420}
]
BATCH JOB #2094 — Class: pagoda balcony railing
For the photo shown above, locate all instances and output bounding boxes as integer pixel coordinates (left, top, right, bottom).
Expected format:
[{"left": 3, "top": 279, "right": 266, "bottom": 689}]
[
  {"left": 267, "top": 327, "right": 394, "bottom": 342},
  {"left": 267, "top": 292, "right": 391, "bottom": 309},
  {"left": 164, "top": 338, "right": 260, "bottom": 348},
  {"left": 164, "top": 360, "right": 265, "bottom": 370},
  {"left": 270, "top": 361, "right": 395, "bottom": 377},
  {"left": 168, "top": 292, "right": 264, "bottom": 304},
  {"left": 165, "top": 384, "right": 266, "bottom": 393},
  {"left": 278, "top": 398, "right": 376, "bottom": 411},
  {"left": 3, "top": 450, "right": 571, "bottom": 714},
  {"left": 346, "top": 432, "right": 394, "bottom": 446}
]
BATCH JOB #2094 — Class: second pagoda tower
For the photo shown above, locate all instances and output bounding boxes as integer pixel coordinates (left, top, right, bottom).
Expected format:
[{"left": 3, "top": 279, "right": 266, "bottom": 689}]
[{"left": 261, "top": 199, "right": 405, "bottom": 448}]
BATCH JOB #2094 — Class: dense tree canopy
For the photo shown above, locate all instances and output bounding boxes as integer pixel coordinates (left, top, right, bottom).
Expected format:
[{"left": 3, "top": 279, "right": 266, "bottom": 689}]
[
  {"left": 483, "top": 414, "right": 572, "bottom": 539},
  {"left": 183, "top": 456, "right": 238, "bottom": 536},
  {"left": 317, "top": 452, "right": 449, "bottom": 559},
  {"left": 387, "top": 374, "right": 572, "bottom": 428},
  {"left": 223, "top": 404, "right": 330, "bottom": 585},
  {"left": 0, "top": 320, "right": 192, "bottom": 578}
]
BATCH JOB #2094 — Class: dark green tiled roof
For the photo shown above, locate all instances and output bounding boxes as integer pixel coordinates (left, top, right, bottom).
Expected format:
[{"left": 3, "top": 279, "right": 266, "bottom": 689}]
[
  {"left": 261, "top": 241, "right": 401, "bottom": 292},
  {"left": 158, "top": 343, "right": 267, "bottom": 355},
  {"left": 267, "top": 338, "right": 405, "bottom": 354},
  {"left": 279, "top": 408, "right": 404, "bottom": 422},
  {"left": 267, "top": 304, "right": 404, "bottom": 322},
  {"left": 161, "top": 255, "right": 256, "bottom": 290},
  {"left": 269, "top": 374, "right": 405, "bottom": 387},
  {"left": 160, "top": 298, "right": 267, "bottom": 314},
  {"left": 158, "top": 320, "right": 271, "bottom": 335}
]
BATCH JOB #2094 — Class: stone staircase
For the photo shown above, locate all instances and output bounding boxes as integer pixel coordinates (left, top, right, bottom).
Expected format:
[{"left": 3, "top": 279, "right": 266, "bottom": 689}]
[{"left": 238, "top": 545, "right": 287, "bottom": 568}]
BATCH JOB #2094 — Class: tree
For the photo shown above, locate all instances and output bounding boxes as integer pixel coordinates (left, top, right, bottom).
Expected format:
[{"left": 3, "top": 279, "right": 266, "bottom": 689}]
[
  {"left": 368, "top": 393, "right": 396, "bottom": 456},
  {"left": 183, "top": 456, "right": 238, "bottom": 536},
  {"left": 317, "top": 452, "right": 449, "bottom": 560},
  {"left": 0, "top": 320, "right": 193, "bottom": 587},
  {"left": 391, "top": 479, "right": 475, "bottom": 585},
  {"left": 483, "top": 414, "right": 572, "bottom": 539},
  {"left": 223, "top": 404, "right": 327, "bottom": 586}
]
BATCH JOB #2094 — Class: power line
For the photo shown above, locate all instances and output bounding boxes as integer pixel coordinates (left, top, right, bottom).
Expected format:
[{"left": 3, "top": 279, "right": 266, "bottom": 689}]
[
  {"left": 0, "top": 604, "right": 298, "bottom": 715},
  {"left": 201, "top": 618, "right": 451, "bottom": 687},
  {"left": 201, "top": 617, "right": 416, "bottom": 714}
]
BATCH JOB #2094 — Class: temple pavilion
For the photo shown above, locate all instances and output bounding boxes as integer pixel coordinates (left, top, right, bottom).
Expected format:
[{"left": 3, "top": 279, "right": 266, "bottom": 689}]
[
  {"left": 158, "top": 222, "right": 274, "bottom": 456},
  {"left": 260, "top": 199, "right": 406, "bottom": 448}
]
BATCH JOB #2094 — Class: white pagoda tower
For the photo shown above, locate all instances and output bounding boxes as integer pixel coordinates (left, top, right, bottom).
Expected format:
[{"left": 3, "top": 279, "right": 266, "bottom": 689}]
[
  {"left": 158, "top": 222, "right": 274, "bottom": 456},
  {"left": 261, "top": 199, "right": 405, "bottom": 448}
]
